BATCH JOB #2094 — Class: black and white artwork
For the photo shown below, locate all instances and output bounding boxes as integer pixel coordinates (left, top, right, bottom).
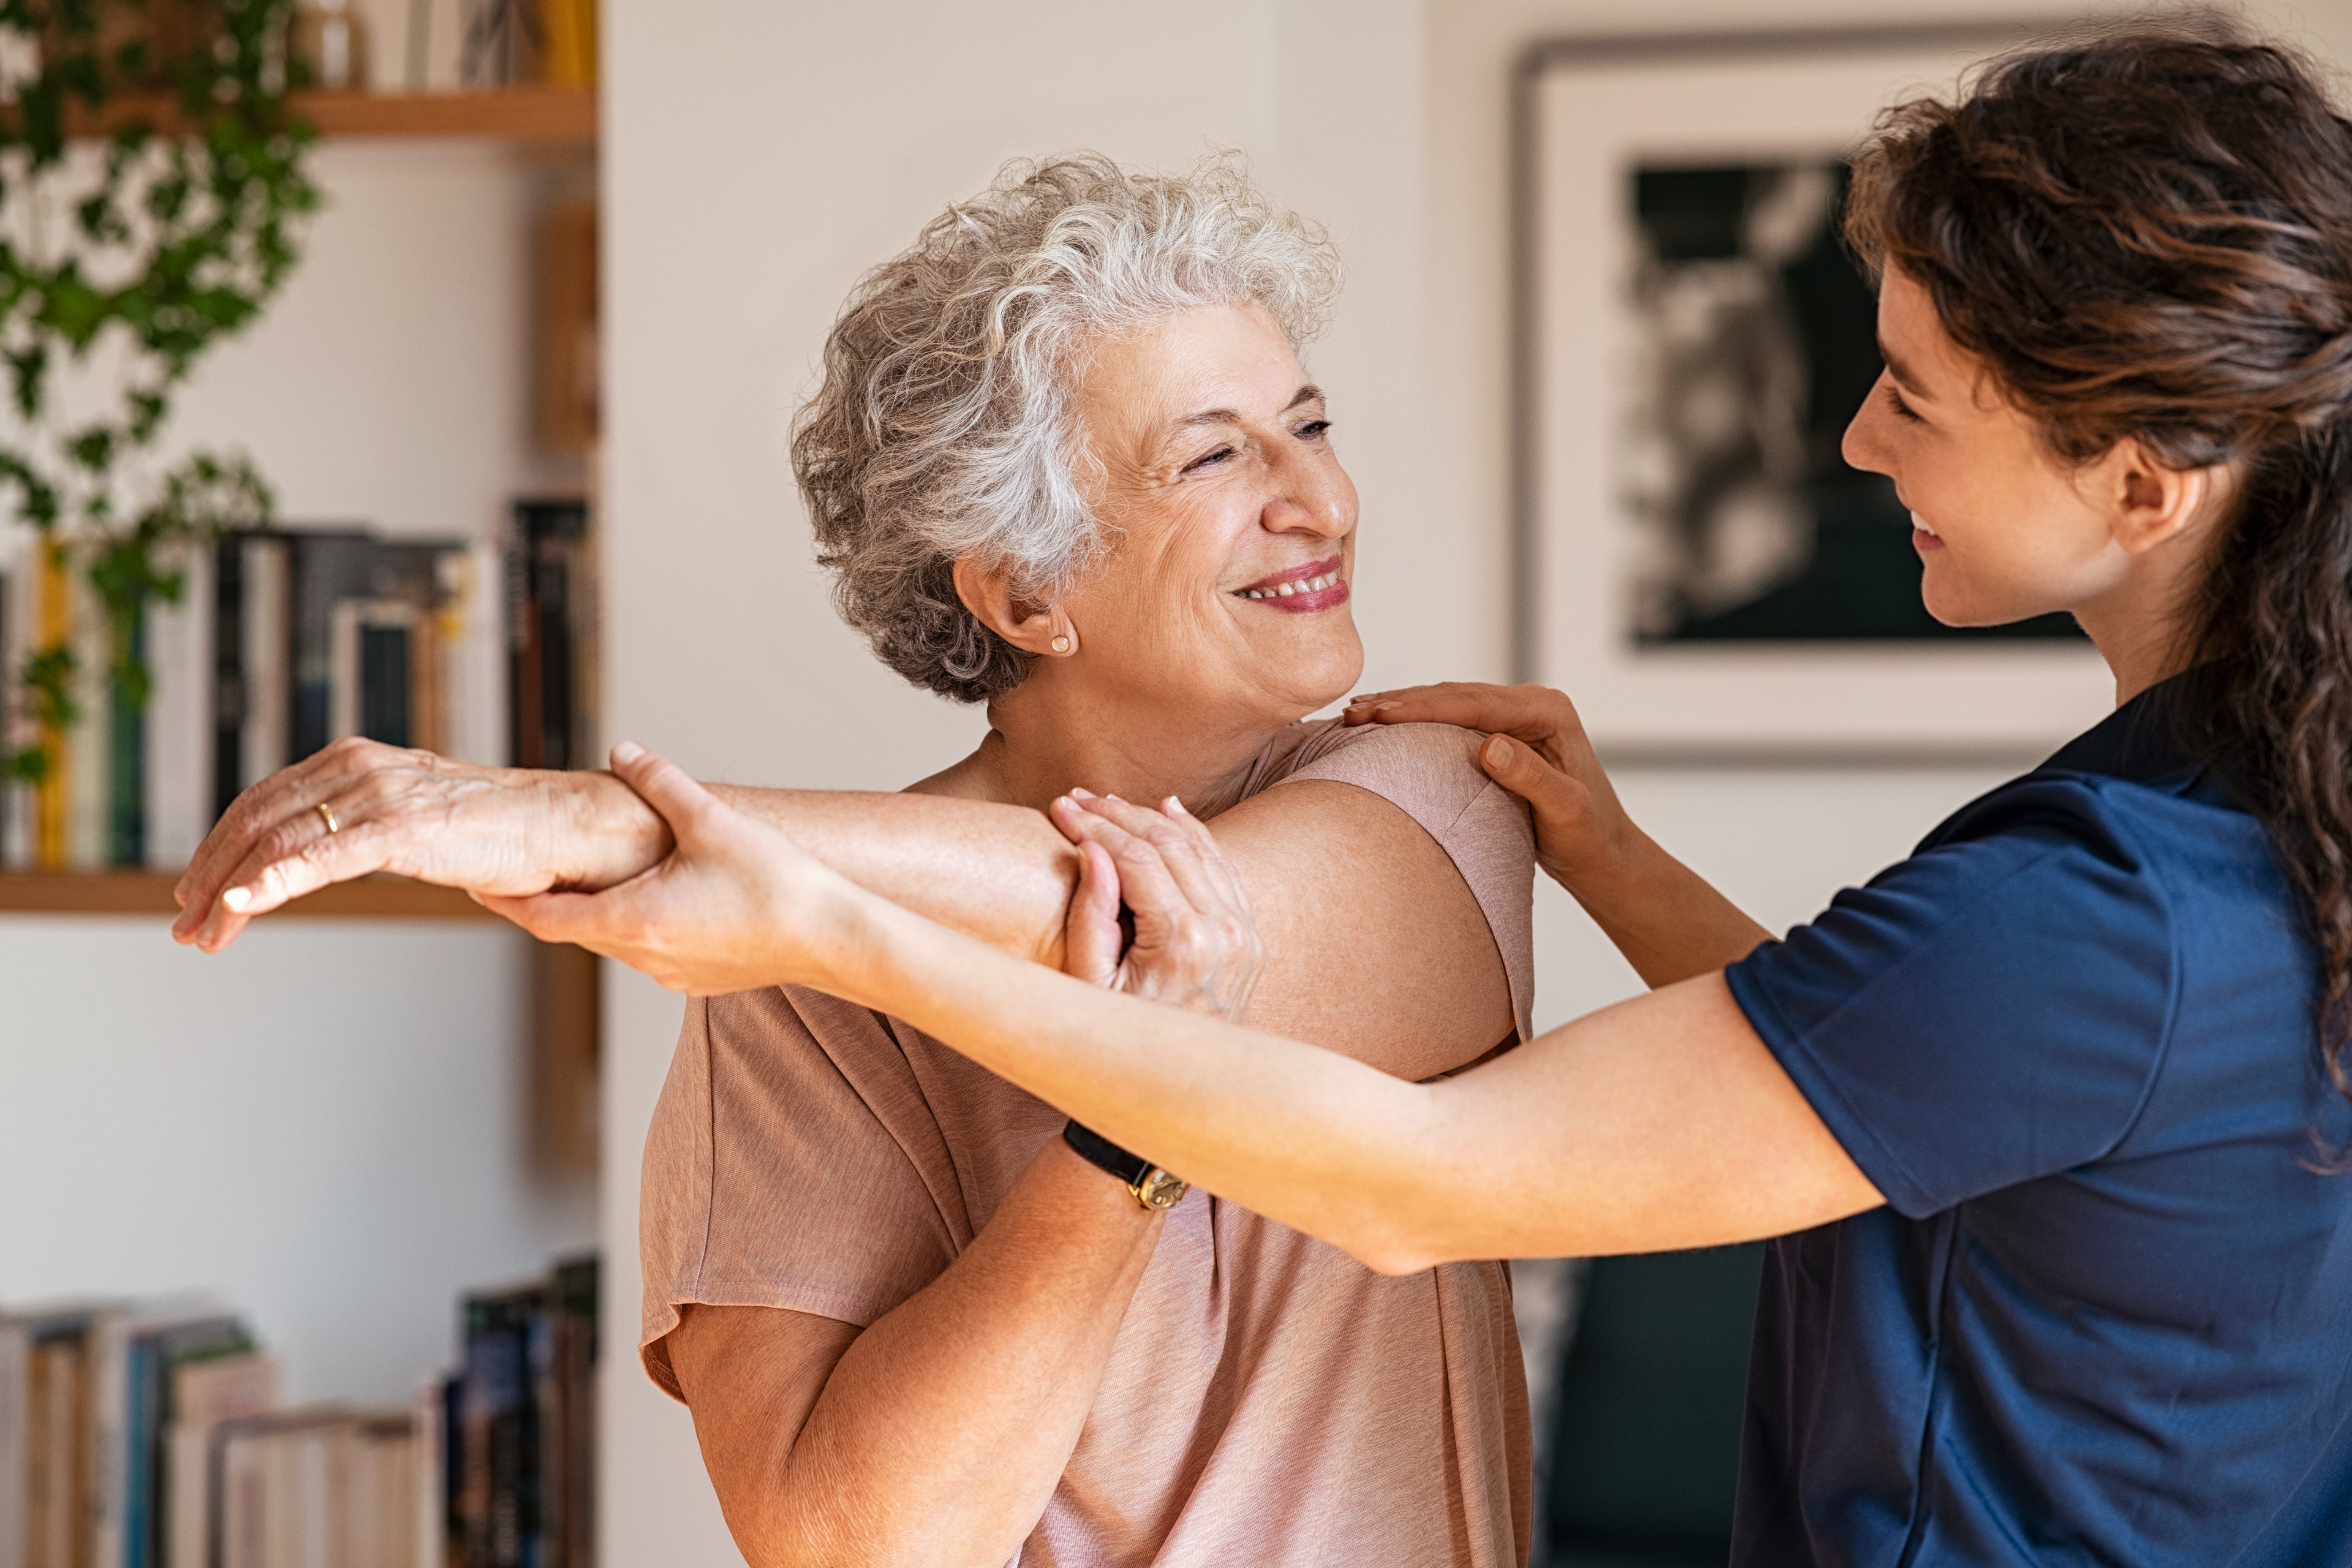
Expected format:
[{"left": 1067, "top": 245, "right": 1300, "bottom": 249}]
[
  {"left": 1523, "top": 32, "right": 2108, "bottom": 754},
  {"left": 1622, "top": 160, "right": 2076, "bottom": 645}
]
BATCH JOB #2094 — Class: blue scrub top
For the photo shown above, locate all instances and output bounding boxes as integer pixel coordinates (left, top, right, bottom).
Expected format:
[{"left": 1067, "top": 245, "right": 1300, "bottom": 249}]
[{"left": 1725, "top": 677, "right": 2352, "bottom": 1567}]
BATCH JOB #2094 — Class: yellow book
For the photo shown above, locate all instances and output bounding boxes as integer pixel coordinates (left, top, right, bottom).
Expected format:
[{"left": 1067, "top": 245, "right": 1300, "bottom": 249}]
[
  {"left": 539, "top": 0, "right": 595, "bottom": 86},
  {"left": 34, "top": 540, "right": 68, "bottom": 869}
]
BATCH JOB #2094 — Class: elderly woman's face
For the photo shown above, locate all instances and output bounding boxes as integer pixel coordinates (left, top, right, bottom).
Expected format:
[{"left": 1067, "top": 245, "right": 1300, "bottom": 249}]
[{"left": 1063, "top": 302, "right": 1362, "bottom": 724}]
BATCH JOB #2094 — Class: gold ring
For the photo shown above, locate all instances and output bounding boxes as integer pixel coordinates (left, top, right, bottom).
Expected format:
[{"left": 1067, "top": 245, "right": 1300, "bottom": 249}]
[{"left": 316, "top": 802, "right": 340, "bottom": 835}]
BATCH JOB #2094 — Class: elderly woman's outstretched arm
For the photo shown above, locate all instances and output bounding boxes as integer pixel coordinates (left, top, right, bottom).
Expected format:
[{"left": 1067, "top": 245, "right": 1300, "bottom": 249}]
[{"left": 171, "top": 732, "right": 1510, "bottom": 1084}]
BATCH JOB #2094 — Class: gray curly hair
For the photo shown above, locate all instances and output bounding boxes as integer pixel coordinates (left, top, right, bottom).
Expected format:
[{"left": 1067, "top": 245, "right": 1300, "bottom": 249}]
[{"left": 791, "top": 151, "right": 1345, "bottom": 703}]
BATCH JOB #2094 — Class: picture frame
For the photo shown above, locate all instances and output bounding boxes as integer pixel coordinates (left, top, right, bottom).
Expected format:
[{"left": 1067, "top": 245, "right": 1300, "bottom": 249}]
[{"left": 1514, "top": 24, "right": 2112, "bottom": 760}]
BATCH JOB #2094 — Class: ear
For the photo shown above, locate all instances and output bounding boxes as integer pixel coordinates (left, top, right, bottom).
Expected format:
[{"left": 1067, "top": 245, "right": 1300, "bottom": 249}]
[
  {"left": 951, "top": 556, "right": 1078, "bottom": 656},
  {"left": 2099, "top": 437, "right": 2231, "bottom": 556}
]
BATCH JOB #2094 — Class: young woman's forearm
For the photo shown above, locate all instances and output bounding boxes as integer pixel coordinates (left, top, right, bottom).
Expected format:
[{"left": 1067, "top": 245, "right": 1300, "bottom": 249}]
[
  {"left": 1567, "top": 827, "right": 1776, "bottom": 987},
  {"left": 682, "top": 1140, "right": 1162, "bottom": 1568},
  {"left": 811, "top": 881, "right": 1876, "bottom": 1271}
]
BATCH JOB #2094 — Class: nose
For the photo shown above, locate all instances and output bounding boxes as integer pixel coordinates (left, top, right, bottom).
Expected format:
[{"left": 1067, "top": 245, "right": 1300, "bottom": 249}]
[
  {"left": 1843, "top": 373, "right": 1896, "bottom": 479},
  {"left": 1263, "top": 448, "right": 1357, "bottom": 541}
]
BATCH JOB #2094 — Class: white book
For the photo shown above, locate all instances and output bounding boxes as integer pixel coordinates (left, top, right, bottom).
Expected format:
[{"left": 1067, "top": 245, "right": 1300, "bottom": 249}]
[
  {"left": 440, "top": 540, "right": 506, "bottom": 767},
  {"left": 217, "top": 1410, "right": 354, "bottom": 1568},
  {"left": 408, "top": 1383, "right": 442, "bottom": 1568},
  {"left": 349, "top": 1418, "right": 414, "bottom": 1568},
  {"left": 240, "top": 539, "right": 289, "bottom": 791},
  {"left": 62, "top": 552, "right": 108, "bottom": 867},
  {"left": 166, "top": 1354, "right": 278, "bottom": 1568},
  {"left": 145, "top": 547, "right": 215, "bottom": 872}
]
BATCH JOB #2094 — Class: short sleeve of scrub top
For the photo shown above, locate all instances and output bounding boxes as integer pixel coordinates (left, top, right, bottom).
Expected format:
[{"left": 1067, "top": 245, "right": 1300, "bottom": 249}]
[{"left": 1726, "top": 775, "right": 2176, "bottom": 1217}]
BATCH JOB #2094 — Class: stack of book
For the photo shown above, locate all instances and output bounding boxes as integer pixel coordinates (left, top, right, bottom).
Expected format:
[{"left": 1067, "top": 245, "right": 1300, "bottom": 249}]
[
  {"left": 0, "top": 500, "right": 598, "bottom": 874},
  {"left": 0, "top": 1255, "right": 598, "bottom": 1568},
  {"left": 434, "top": 1258, "right": 597, "bottom": 1568}
]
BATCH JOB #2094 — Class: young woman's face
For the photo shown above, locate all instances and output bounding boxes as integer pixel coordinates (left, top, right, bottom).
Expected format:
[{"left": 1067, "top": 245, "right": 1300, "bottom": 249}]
[
  {"left": 1842, "top": 269, "right": 2127, "bottom": 627},
  {"left": 1060, "top": 302, "right": 1364, "bottom": 725}
]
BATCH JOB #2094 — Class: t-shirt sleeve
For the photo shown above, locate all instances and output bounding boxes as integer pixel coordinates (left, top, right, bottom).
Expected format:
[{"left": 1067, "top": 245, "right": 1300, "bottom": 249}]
[
  {"left": 636, "top": 987, "right": 966, "bottom": 1400},
  {"left": 1267, "top": 720, "right": 1537, "bottom": 1042},
  {"left": 1724, "top": 775, "right": 2180, "bottom": 1220}
]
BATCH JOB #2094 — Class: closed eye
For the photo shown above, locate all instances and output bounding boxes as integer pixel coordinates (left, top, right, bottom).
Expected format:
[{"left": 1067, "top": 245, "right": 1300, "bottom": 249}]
[
  {"left": 1183, "top": 444, "right": 1238, "bottom": 474},
  {"left": 1883, "top": 383, "right": 1924, "bottom": 424}
]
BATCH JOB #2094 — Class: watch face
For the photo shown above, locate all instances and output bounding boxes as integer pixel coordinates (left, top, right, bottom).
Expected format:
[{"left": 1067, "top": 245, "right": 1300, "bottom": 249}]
[{"left": 1136, "top": 1168, "right": 1190, "bottom": 1210}]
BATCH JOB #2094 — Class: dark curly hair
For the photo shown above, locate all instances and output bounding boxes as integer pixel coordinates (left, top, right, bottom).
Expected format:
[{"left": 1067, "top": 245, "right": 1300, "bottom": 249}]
[{"left": 1846, "top": 20, "right": 2352, "bottom": 1127}]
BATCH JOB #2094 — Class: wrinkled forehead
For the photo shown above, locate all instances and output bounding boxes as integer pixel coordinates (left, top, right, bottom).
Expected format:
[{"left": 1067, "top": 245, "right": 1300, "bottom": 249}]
[{"left": 1067, "top": 301, "right": 1315, "bottom": 455}]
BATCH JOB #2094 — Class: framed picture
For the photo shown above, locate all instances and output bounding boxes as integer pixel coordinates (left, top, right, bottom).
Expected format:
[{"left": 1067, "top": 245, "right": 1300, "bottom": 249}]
[{"left": 1515, "top": 24, "right": 2111, "bottom": 759}]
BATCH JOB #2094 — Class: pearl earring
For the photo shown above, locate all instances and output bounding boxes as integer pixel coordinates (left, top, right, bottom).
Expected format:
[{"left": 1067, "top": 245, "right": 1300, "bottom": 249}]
[{"left": 1051, "top": 634, "right": 1072, "bottom": 654}]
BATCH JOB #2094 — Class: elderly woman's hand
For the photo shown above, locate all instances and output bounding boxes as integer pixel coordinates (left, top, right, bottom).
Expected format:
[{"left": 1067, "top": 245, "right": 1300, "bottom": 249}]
[
  {"left": 172, "top": 738, "right": 673, "bottom": 952},
  {"left": 1049, "top": 791, "right": 1266, "bottom": 1023},
  {"left": 476, "top": 743, "right": 854, "bottom": 996},
  {"left": 1344, "top": 680, "right": 1639, "bottom": 895}
]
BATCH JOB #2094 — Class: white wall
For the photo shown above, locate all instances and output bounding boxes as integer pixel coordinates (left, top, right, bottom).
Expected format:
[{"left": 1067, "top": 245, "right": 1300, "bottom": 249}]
[
  {"left": 602, "top": 2, "right": 2352, "bottom": 1563},
  {"left": 0, "top": 144, "right": 594, "bottom": 1404}
]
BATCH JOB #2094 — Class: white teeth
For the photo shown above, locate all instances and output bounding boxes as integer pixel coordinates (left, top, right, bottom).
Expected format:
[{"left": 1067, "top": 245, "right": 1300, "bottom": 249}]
[
  {"left": 1242, "top": 570, "right": 1340, "bottom": 600},
  {"left": 1910, "top": 510, "right": 1937, "bottom": 537}
]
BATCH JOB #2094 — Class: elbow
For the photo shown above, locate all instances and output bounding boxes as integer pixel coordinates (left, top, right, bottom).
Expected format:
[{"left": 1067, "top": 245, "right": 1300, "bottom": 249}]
[{"left": 1341, "top": 1215, "right": 1445, "bottom": 1278}]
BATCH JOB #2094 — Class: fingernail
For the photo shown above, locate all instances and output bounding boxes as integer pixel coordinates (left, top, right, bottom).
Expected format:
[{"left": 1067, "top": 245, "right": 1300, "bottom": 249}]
[
  {"left": 612, "top": 740, "right": 645, "bottom": 766},
  {"left": 1070, "top": 787, "right": 1095, "bottom": 800},
  {"left": 1487, "top": 736, "right": 1514, "bottom": 768},
  {"left": 222, "top": 886, "right": 253, "bottom": 913},
  {"left": 1375, "top": 701, "right": 1401, "bottom": 712},
  {"left": 1105, "top": 793, "right": 1124, "bottom": 804},
  {"left": 1165, "top": 795, "right": 1187, "bottom": 815}
]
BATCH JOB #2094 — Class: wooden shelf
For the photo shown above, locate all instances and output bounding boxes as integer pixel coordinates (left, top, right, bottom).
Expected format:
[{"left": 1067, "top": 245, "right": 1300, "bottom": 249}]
[
  {"left": 47, "top": 85, "right": 596, "bottom": 144},
  {"left": 0, "top": 870, "right": 501, "bottom": 920}
]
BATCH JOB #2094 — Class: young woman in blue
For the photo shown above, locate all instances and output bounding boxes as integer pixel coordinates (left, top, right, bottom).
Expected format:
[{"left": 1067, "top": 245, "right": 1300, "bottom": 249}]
[{"left": 485, "top": 22, "right": 2352, "bottom": 1567}]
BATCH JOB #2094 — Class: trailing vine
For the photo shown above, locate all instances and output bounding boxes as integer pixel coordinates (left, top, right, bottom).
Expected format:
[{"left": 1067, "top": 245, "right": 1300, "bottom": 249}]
[{"left": 0, "top": 0, "right": 316, "bottom": 820}]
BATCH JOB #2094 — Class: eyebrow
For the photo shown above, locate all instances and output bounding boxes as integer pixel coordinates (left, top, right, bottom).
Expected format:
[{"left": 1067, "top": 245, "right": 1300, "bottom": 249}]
[
  {"left": 1174, "top": 383, "right": 1325, "bottom": 430},
  {"left": 1877, "top": 341, "right": 1927, "bottom": 397}
]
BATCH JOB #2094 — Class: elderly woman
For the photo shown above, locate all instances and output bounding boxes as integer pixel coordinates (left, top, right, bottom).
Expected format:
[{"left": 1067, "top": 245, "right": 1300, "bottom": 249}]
[{"left": 177, "top": 156, "right": 1536, "bottom": 1566}]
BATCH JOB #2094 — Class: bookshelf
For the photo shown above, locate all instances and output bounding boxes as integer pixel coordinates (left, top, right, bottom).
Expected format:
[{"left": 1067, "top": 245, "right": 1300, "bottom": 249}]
[
  {"left": 37, "top": 85, "right": 597, "bottom": 145},
  {"left": 0, "top": 869, "right": 498, "bottom": 918}
]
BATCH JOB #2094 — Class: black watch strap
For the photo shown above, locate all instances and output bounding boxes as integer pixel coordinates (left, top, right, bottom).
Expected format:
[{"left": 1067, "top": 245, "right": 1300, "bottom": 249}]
[{"left": 1063, "top": 1119, "right": 1155, "bottom": 1188}]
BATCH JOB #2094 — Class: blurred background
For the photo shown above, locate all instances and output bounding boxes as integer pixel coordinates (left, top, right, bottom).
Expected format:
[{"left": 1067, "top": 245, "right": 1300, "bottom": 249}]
[{"left": 5, "top": 3, "right": 2348, "bottom": 1567}]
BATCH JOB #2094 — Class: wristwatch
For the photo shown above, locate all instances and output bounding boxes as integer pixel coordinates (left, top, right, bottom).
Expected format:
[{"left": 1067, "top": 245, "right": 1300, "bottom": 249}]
[{"left": 1063, "top": 1119, "right": 1190, "bottom": 1211}]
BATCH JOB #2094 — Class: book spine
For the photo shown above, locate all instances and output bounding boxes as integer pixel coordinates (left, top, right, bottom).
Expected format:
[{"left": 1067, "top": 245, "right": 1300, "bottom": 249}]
[
  {"left": 1, "top": 530, "right": 24, "bottom": 868},
  {"left": 209, "top": 539, "right": 244, "bottom": 825},
  {"left": 145, "top": 550, "right": 213, "bottom": 870},
  {"left": 505, "top": 529, "right": 538, "bottom": 770},
  {"left": 240, "top": 539, "right": 288, "bottom": 790},
  {"left": 409, "top": 1385, "right": 443, "bottom": 1568},
  {"left": 443, "top": 541, "right": 506, "bottom": 768},
  {"left": 106, "top": 608, "right": 143, "bottom": 867},
  {"left": 33, "top": 541, "right": 70, "bottom": 869},
  {"left": 120, "top": 1339, "right": 152, "bottom": 1568},
  {"left": 65, "top": 559, "right": 109, "bottom": 868},
  {"left": 0, "top": 1322, "right": 25, "bottom": 1568},
  {"left": 87, "top": 1315, "right": 127, "bottom": 1568}
]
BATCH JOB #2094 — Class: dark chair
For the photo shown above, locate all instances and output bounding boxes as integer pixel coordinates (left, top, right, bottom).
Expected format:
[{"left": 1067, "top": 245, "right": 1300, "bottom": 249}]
[{"left": 1543, "top": 1242, "right": 1766, "bottom": 1568}]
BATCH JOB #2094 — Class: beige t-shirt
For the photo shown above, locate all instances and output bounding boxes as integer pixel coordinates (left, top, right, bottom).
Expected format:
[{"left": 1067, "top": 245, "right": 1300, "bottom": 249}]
[{"left": 638, "top": 720, "right": 1538, "bottom": 1568}]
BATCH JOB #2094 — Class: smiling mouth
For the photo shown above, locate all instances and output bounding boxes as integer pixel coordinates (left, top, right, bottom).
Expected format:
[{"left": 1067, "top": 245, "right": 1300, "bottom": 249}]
[
  {"left": 1236, "top": 555, "right": 1346, "bottom": 602},
  {"left": 1909, "top": 509, "right": 1938, "bottom": 538}
]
